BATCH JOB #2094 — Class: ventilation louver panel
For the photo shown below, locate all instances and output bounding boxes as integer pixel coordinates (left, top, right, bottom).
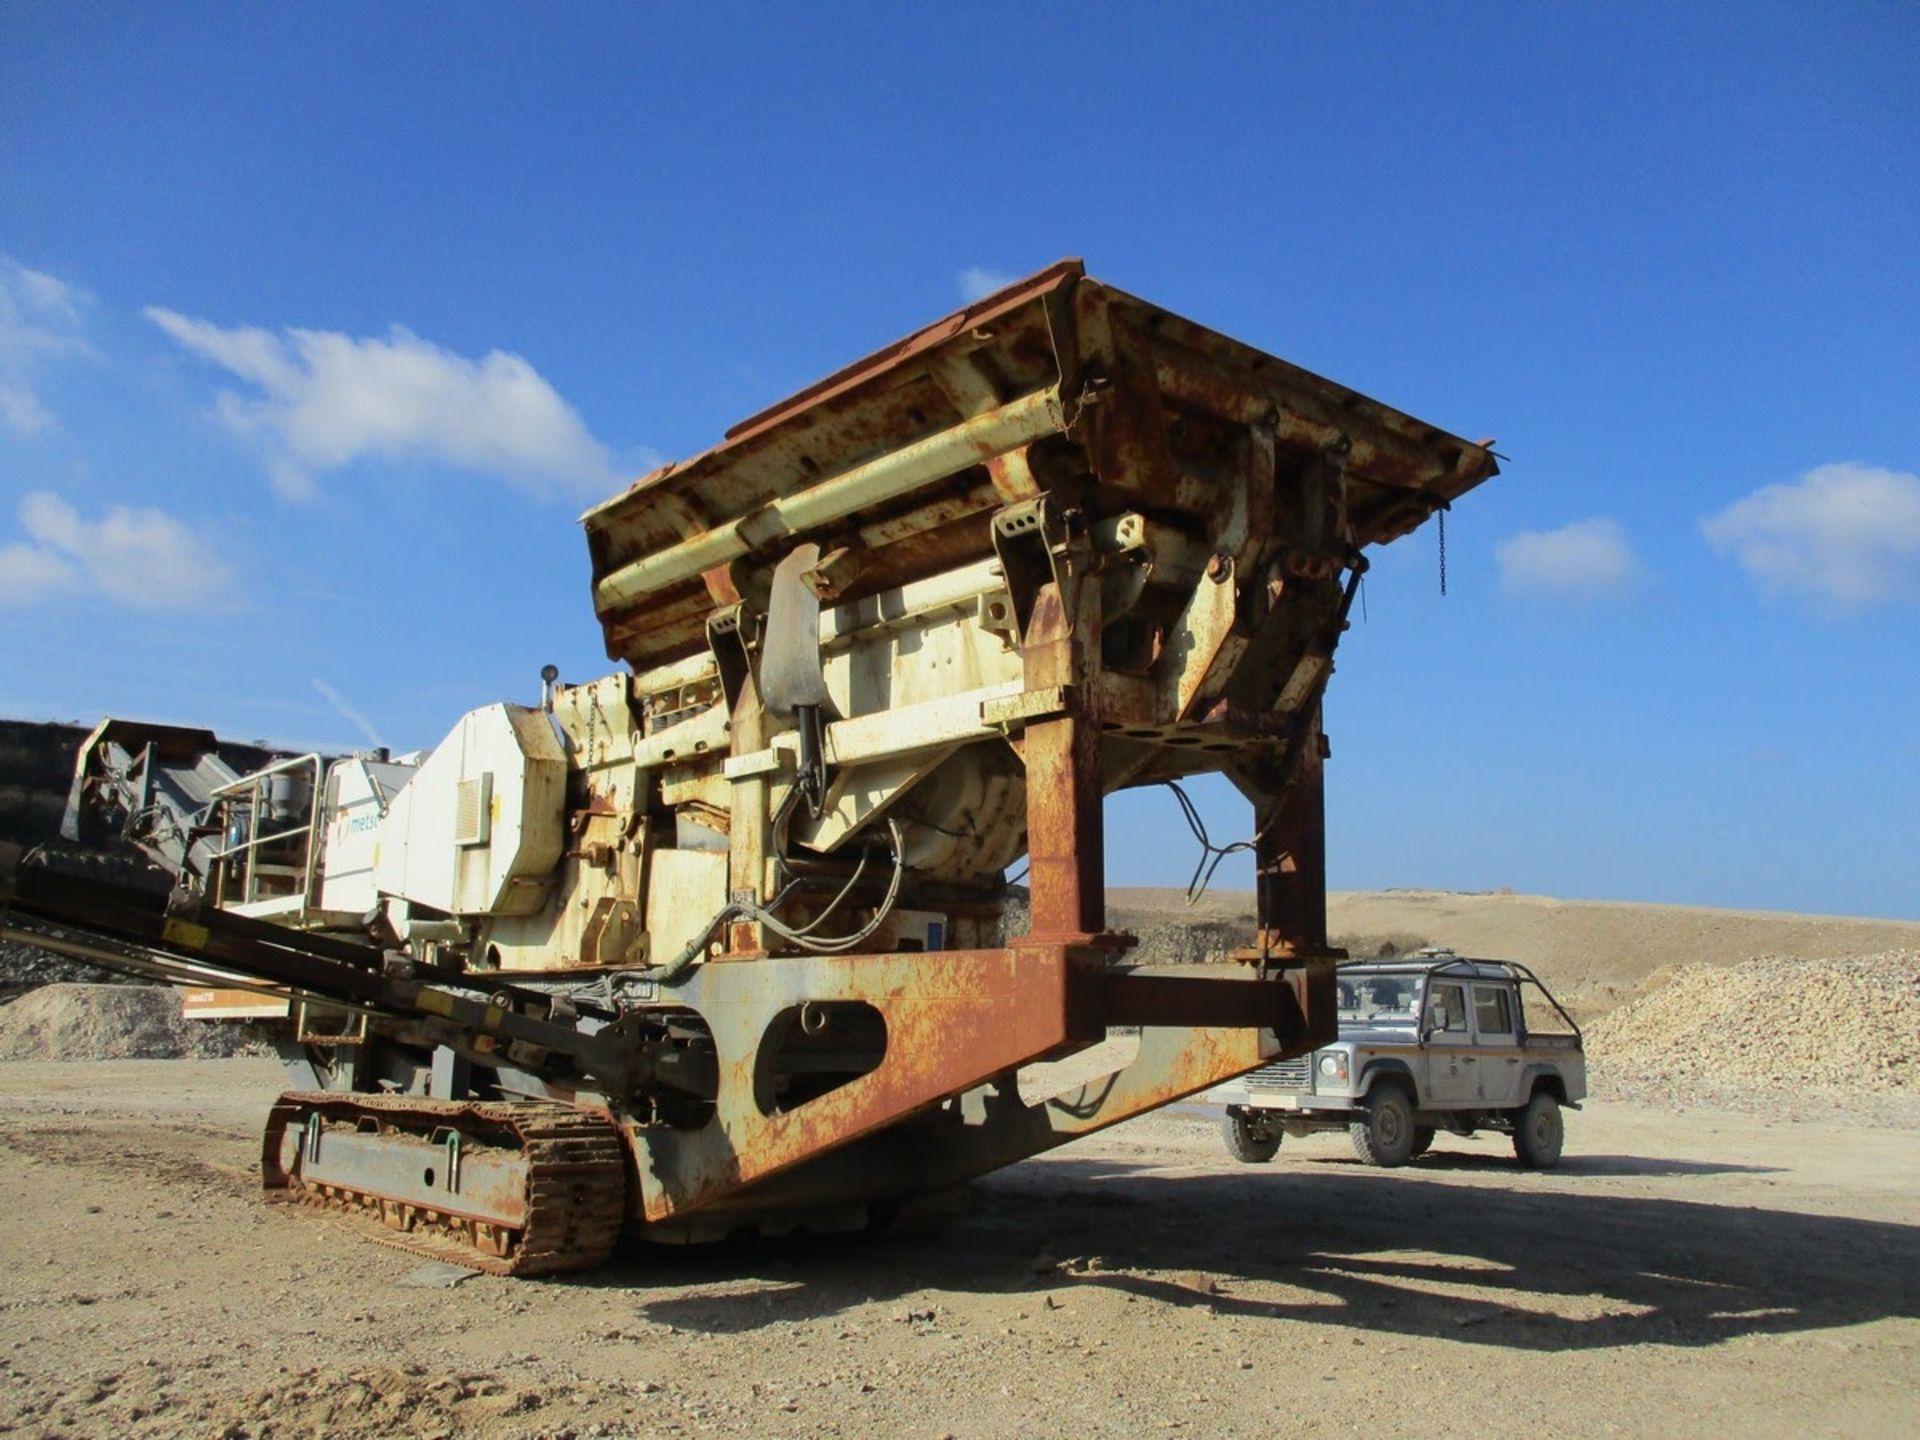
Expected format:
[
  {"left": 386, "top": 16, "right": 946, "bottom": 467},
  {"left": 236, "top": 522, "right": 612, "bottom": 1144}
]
[{"left": 453, "top": 773, "right": 493, "bottom": 847}]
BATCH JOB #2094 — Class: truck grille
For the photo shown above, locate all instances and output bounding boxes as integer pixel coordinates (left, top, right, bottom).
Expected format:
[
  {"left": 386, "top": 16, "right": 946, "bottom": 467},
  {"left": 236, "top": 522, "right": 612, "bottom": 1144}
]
[{"left": 1246, "top": 1056, "right": 1312, "bottom": 1093}]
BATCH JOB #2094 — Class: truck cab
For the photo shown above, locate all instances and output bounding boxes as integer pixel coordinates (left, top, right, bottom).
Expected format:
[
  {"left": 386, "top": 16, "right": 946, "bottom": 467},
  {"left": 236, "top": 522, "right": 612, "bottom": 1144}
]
[{"left": 1210, "top": 951, "right": 1586, "bottom": 1168}]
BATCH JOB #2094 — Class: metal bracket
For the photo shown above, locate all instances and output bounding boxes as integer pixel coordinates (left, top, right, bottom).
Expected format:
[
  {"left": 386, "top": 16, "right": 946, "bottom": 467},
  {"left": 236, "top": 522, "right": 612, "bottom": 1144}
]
[
  {"left": 991, "top": 496, "right": 1093, "bottom": 639},
  {"left": 704, "top": 604, "right": 758, "bottom": 713},
  {"left": 980, "top": 685, "right": 1076, "bottom": 732}
]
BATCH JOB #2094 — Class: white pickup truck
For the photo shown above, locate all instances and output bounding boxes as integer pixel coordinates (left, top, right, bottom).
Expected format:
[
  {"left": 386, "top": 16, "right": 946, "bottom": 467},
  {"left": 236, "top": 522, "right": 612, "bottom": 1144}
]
[{"left": 1211, "top": 951, "right": 1586, "bottom": 1168}]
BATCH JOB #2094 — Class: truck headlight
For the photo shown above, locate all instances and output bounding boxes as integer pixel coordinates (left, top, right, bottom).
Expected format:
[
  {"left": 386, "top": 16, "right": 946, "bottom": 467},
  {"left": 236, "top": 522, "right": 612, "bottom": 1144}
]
[{"left": 1317, "top": 1053, "right": 1348, "bottom": 1083}]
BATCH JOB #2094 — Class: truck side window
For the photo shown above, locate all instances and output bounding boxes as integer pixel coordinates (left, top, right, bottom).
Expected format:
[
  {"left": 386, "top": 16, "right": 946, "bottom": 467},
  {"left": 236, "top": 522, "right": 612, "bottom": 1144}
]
[
  {"left": 1473, "top": 986, "right": 1514, "bottom": 1037},
  {"left": 1428, "top": 982, "right": 1468, "bottom": 1033}
]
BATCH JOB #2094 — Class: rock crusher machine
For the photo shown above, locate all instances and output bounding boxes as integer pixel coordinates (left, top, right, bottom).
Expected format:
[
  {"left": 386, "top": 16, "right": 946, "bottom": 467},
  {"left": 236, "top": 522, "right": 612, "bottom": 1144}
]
[{"left": 1, "top": 261, "right": 1496, "bottom": 1274}]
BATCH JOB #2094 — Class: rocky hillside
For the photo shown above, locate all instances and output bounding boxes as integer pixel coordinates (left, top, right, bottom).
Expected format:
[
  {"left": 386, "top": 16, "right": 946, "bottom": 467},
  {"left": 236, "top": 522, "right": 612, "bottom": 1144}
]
[{"left": 1108, "top": 885, "right": 1920, "bottom": 1021}]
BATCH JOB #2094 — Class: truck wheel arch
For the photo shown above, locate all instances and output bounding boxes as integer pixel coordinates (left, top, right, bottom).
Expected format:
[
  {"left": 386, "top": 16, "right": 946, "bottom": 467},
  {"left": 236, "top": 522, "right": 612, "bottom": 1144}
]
[
  {"left": 1519, "top": 1066, "right": 1568, "bottom": 1104},
  {"left": 1359, "top": 1058, "right": 1417, "bottom": 1104}
]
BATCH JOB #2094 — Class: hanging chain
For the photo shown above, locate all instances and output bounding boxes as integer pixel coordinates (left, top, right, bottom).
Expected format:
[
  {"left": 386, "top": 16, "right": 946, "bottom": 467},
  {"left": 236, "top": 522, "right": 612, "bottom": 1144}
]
[{"left": 1437, "top": 505, "right": 1448, "bottom": 597}]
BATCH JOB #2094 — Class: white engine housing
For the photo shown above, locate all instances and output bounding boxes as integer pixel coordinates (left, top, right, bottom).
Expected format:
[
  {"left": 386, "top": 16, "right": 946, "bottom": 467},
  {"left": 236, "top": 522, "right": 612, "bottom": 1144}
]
[{"left": 374, "top": 704, "right": 566, "bottom": 917}]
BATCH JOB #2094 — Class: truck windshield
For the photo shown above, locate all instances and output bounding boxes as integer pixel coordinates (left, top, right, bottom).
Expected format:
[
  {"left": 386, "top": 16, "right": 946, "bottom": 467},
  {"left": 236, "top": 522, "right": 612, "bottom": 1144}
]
[{"left": 1336, "top": 974, "right": 1419, "bottom": 1025}]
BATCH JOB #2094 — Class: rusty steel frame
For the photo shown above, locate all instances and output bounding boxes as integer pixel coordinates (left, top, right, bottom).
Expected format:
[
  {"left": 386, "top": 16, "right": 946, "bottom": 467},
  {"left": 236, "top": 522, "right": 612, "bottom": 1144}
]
[
  {"left": 579, "top": 261, "right": 1498, "bottom": 1230},
  {"left": 627, "top": 945, "right": 1326, "bottom": 1225}
]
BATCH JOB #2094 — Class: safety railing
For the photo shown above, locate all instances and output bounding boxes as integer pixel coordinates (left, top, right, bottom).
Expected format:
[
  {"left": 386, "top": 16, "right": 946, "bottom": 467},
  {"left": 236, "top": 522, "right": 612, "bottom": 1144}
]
[{"left": 207, "top": 753, "right": 327, "bottom": 912}]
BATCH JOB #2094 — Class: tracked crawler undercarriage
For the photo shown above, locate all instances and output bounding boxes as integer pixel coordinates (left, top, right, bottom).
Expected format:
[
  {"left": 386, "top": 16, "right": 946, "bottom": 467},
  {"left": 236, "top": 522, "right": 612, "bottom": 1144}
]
[{"left": 4, "top": 261, "right": 1497, "bottom": 1275}]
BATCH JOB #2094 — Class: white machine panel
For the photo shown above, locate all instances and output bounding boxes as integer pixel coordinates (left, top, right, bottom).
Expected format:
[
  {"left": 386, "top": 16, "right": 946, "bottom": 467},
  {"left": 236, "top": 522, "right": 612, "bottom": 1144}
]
[
  {"left": 317, "top": 757, "right": 417, "bottom": 916},
  {"left": 374, "top": 704, "right": 566, "bottom": 917}
]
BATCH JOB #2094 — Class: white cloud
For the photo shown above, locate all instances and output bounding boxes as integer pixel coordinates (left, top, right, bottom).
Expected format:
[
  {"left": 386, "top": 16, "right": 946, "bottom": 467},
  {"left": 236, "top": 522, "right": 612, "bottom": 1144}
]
[
  {"left": 0, "top": 492, "right": 232, "bottom": 609},
  {"left": 144, "top": 308, "right": 623, "bottom": 503},
  {"left": 1496, "top": 517, "right": 1640, "bottom": 600},
  {"left": 0, "top": 541, "right": 76, "bottom": 604},
  {"left": 0, "top": 255, "right": 91, "bottom": 436},
  {"left": 1702, "top": 462, "right": 1920, "bottom": 610},
  {"left": 957, "top": 266, "right": 1017, "bottom": 302},
  {"left": 0, "top": 382, "right": 56, "bottom": 437}
]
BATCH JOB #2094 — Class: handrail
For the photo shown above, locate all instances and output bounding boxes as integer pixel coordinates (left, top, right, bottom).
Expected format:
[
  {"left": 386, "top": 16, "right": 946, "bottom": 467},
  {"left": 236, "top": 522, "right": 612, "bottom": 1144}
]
[
  {"left": 208, "top": 751, "right": 327, "bottom": 799},
  {"left": 206, "top": 753, "right": 326, "bottom": 909}
]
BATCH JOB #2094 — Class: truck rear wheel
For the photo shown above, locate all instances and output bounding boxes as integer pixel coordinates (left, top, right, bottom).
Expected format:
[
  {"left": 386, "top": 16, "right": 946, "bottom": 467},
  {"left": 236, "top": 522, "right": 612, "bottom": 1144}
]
[
  {"left": 1512, "top": 1091, "right": 1564, "bottom": 1169},
  {"left": 1410, "top": 1125, "right": 1436, "bottom": 1158},
  {"left": 1221, "top": 1108, "right": 1281, "bottom": 1164},
  {"left": 1349, "top": 1087, "right": 1416, "bottom": 1167}
]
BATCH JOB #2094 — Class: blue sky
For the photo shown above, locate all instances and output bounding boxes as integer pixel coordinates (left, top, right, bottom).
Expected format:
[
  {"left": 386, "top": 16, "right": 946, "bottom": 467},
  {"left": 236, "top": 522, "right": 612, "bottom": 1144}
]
[{"left": 2, "top": 4, "right": 1915, "bottom": 917}]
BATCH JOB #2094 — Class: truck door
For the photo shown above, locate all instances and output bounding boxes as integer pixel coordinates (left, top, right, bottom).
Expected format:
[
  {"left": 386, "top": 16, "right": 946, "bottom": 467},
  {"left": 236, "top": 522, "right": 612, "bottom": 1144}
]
[
  {"left": 1471, "top": 983, "right": 1521, "bottom": 1104},
  {"left": 1422, "top": 980, "right": 1479, "bottom": 1103}
]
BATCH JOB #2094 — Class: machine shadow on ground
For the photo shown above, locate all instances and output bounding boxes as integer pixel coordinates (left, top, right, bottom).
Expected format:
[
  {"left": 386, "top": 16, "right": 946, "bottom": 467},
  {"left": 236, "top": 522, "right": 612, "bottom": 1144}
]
[
  {"left": 1347, "top": 1151, "right": 1785, "bottom": 1179},
  {"left": 610, "top": 1159, "right": 1919, "bottom": 1353}
]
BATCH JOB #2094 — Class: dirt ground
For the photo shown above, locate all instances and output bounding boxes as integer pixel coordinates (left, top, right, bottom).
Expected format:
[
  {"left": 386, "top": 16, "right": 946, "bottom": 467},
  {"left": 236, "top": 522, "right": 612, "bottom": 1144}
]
[{"left": 1, "top": 1059, "right": 1914, "bottom": 1439}]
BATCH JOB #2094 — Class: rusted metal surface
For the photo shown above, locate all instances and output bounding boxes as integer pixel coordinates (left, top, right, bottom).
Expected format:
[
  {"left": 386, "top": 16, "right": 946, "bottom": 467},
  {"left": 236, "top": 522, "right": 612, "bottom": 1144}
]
[
  {"left": 583, "top": 262, "right": 1496, "bottom": 672},
  {"left": 695, "top": 973, "right": 1307, "bottom": 1218},
  {"left": 1243, "top": 738, "right": 1334, "bottom": 964},
  {"left": 1017, "top": 716, "right": 1105, "bottom": 941},
  {"left": 262, "top": 1095, "right": 627, "bottom": 1276},
  {"left": 632, "top": 944, "right": 1100, "bottom": 1221},
  {"left": 721, "top": 259, "right": 1087, "bottom": 449},
  {"left": 1158, "top": 557, "right": 1244, "bottom": 721},
  {"left": 1016, "top": 577, "right": 1106, "bottom": 944},
  {"left": 1088, "top": 969, "right": 1307, "bottom": 1031},
  {"left": 626, "top": 944, "right": 1323, "bottom": 1226},
  {"left": 937, "top": 1019, "right": 1277, "bottom": 1176},
  {"left": 594, "top": 388, "right": 1064, "bottom": 611},
  {"left": 562, "top": 262, "right": 1494, "bottom": 1232}
]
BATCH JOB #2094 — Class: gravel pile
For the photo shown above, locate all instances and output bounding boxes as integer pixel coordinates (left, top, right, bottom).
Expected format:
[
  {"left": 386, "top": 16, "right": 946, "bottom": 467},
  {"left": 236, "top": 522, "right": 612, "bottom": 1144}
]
[
  {"left": 1000, "top": 890, "right": 1252, "bottom": 963},
  {"left": 1587, "top": 951, "right": 1918, "bottom": 1116},
  {"left": 0, "top": 983, "right": 263, "bottom": 1061},
  {"left": 0, "top": 936, "right": 140, "bottom": 997}
]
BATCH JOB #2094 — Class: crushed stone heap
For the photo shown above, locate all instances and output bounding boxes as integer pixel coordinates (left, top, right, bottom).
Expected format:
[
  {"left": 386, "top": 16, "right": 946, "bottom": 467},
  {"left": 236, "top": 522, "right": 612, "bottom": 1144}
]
[
  {"left": 0, "top": 984, "right": 263, "bottom": 1062},
  {"left": 1586, "top": 951, "right": 1917, "bottom": 1097}
]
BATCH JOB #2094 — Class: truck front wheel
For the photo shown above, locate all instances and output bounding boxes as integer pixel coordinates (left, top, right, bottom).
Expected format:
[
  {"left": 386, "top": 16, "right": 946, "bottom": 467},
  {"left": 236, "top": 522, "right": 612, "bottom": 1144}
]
[
  {"left": 1349, "top": 1087, "right": 1417, "bottom": 1167},
  {"left": 1221, "top": 1108, "right": 1282, "bottom": 1164},
  {"left": 1512, "top": 1091, "right": 1564, "bottom": 1169}
]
